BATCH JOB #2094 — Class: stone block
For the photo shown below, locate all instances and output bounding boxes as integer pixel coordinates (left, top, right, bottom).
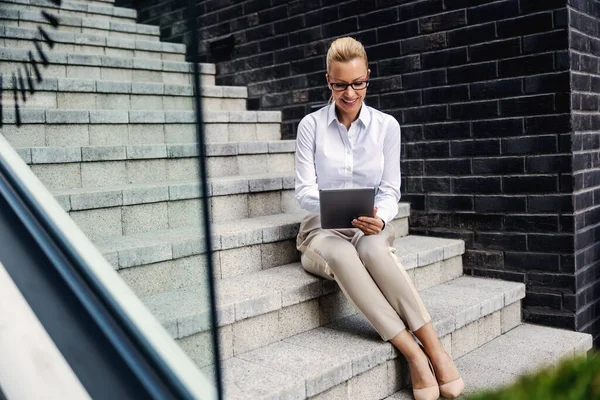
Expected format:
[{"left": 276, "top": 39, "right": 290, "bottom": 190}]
[
  {"left": 386, "top": 358, "right": 409, "bottom": 396},
  {"left": 46, "top": 110, "right": 89, "bottom": 124},
  {"left": 127, "top": 159, "right": 167, "bottom": 184},
  {"left": 210, "top": 194, "right": 248, "bottom": 222},
  {"left": 31, "top": 163, "right": 81, "bottom": 189},
  {"left": 237, "top": 341, "right": 352, "bottom": 397},
  {"left": 166, "top": 158, "right": 199, "bottom": 181},
  {"left": 169, "top": 182, "right": 202, "bottom": 200},
  {"left": 96, "top": 94, "right": 130, "bottom": 111},
  {"left": 82, "top": 146, "right": 126, "bottom": 161},
  {"left": 58, "top": 78, "right": 96, "bottom": 92},
  {"left": 452, "top": 319, "right": 479, "bottom": 359},
  {"left": 165, "top": 124, "right": 196, "bottom": 143},
  {"left": 348, "top": 362, "right": 389, "bottom": 400},
  {"left": 70, "top": 207, "right": 122, "bottom": 240},
  {"left": 129, "top": 124, "right": 165, "bottom": 144},
  {"left": 279, "top": 299, "right": 320, "bottom": 339},
  {"left": 501, "top": 300, "right": 521, "bottom": 334},
  {"left": 96, "top": 80, "right": 131, "bottom": 94},
  {"left": 89, "top": 110, "right": 129, "bottom": 124},
  {"left": 129, "top": 110, "right": 165, "bottom": 123},
  {"left": 122, "top": 185, "right": 169, "bottom": 205},
  {"left": 31, "top": 147, "right": 81, "bottom": 164},
  {"left": 478, "top": 310, "right": 502, "bottom": 347},
  {"left": 309, "top": 383, "right": 347, "bottom": 400},
  {"left": 67, "top": 66, "right": 101, "bottom": 79},
  {"left": 70, "top": 188, "right": 122, "bottom": 210},
  {"left": 268, "top": 153, "right": 295, "bottom": 172},
  {"left": 229, "top": 123, "right": 257, "bottom": 141},
  {"left": 126, "top": 144, "right": 167, "bottom": 159},
  {"left": 81, "top": 161, "right": 127, "bottom": 187},
  {"left": 219, "top": 244, "right": 261, "bottom": 279},
  {"left": 231, "top": 310, "right": 281, "bottom": 355},
  {"left": 122, "top": 202, "right": 168, "bottom": 235},
  {"left": 89, "top": 124, "right": 128, "bottom": 146},
  {"left": 168, "top": 199, "right": 202, "bottom": 229},
  {"left": 46, "top": 125, "right": 90, "bottom": 147}
]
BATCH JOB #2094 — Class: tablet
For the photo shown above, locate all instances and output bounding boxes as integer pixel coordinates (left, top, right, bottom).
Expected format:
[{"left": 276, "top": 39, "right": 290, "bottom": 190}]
[{"left": 319, "top": 187, "right": 375, "bottom": 229}]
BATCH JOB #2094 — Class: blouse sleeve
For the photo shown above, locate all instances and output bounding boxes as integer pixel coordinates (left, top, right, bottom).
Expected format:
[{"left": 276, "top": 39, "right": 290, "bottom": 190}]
[
  {"left": 374, "top": 117, "right": 401, "bottom": 224},
  {"left": 294, "top": 115, "right": 320, "bottom": 214}
]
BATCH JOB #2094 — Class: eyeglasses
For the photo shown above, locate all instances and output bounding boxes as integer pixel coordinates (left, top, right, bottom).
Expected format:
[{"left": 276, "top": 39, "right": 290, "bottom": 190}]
[{"left": 328, "top": 81, "right": 369, "bottom": 91}]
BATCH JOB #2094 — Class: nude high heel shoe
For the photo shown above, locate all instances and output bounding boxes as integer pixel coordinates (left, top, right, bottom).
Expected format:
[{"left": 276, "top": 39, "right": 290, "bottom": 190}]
[
  {"left": 412, "top": 356, "right": 440, "bottom": 400},
  {"left": 438, "top": 375, "right": 464, "bottom": 399}
]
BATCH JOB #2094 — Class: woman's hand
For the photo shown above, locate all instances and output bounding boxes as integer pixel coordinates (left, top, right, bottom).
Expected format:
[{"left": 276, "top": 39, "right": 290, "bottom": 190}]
[{"left": 352, "top": 207, "right": 385, "bottom": 235}]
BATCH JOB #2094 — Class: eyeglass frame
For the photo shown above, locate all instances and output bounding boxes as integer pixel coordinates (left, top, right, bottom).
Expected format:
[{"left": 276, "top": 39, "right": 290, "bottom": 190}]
[{"left": 327, "top": 80, "right": 370, "bottom": 91}]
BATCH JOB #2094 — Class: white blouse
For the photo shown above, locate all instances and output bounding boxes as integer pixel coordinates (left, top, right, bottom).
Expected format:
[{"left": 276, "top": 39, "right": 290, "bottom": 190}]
[{"left": 294, "top": 102, "right": 401, "bottom": 224}]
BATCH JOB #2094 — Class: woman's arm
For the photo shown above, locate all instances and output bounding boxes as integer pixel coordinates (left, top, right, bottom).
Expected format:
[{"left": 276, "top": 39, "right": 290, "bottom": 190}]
[
  {"left": 374, "top": 117, "right": 401, "bottom": 224},
  {"left": 294, "top": 116, "right": 320, "bottom": 213}
]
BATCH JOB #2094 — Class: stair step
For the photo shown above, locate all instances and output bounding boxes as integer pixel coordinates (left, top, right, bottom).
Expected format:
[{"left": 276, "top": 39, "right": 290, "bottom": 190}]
[
  {"left": 1, "top": 77, "right": 248, "bottom": 112},
  {"left": 2, "top": 77, "right": 245, "bottom": 98},
  {"left": 18, "top": 140, "right": 292, "bottom": 190},
  {"left": 3, "top": 121, "right": 281, "bottom": 148},
  {"left": 142, "top": 234, "right": 465, "bottom": 339},
  {"left": 4, "top": 109, "right": 276, "bottom": 126},
  {"left": 0, "top": 7, "right": 159, "bottom": 41},
  {"left": 53, "top": 172, "right": 299, "bottom": 232},
  {"left": 386, "top": 323, "right": 592, "bottom": 399},
  {"left": 53, "top": 172, "right": 295, "bottom": 211},
  {"left": 95, "top": 205, "right": 409, "bottom": 269},
  {"left": 1, "top": 0, "right": 137, "bottom": 23},
  {"left": 0, "top": 47, "right": 213, "bottom": 85},
  {"left": 2, "top": 26, "right": 185, "bottom": 60},
  {"left": 195, "top": 276, "right": 526, "bottom": 399}
]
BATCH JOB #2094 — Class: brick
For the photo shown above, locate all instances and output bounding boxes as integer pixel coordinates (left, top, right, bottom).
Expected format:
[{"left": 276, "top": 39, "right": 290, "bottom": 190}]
[
  {"left": 450, "top": 100, "right": 498, "bottom": 120},
  {"left": 499, "top": 53, "right": 555, "bottom": 78},
  {"left": 379, "top": 55, "right": 421, "bottom": 75},
  {"left": 472, "top": 157, "right": 524, "bottom": 174},
  {"left": 423, "top": 84, "right": 468, "bottom": 105},
  {"left": 358, "top": 8, "right": 398, "bottom": 30},
  {"left": 475, "top": 196, "right": 527, "bottom": 213},
  {"left": 453, "top": 177, "right": 501, "bottom": 194},
  {"left": 451, "top": 140, "right": 500, "bottom": 157},
  {"left": 421, "top": 47, "right": 467, "bottom": 69},
  {"left": 501, "top": 135, "right": 557, "bottom": 156},
  {"left": 427, "top": 194, "right": 473, "bottom": 211},
  {"left": 503, "top": 175, "right": 558, "bottom": 193},
  {"left": 468, "top": 0, "right": 519, "bottom": 25},
  {"left": 401, "top": 105, "right": 446, "bottom": 124},
  {"left": 500, "top": 94, "right": 555, "bottom": 117},
  {"left": 528, "top": 194, "right": 573, "bottom": 212},
  {"left": 425, "top": 159, "right": 471, "bottom": 175},
  {"left": 447, "top": 61, "right": 496, "bottom": 84},
  {"left": 377, "top": 20, "right": 419, "bottom": 41},
  {"left": 529, "top": 234, "right": 574, "bottom": 253},
  {"left": 420, "top": 10, "right": 466, "bottom": 33},
  {"left": 470, "top": 38, "right": 521, "bottom": 63},
  {"left": 447, "top": 23, "right": 496, "bottom": 46},
  {"left": 523, "top": 30, "right": 568, "bottom": 54},
  {"left": 475, "top": 232, "right": 527, "bottom": 252}
]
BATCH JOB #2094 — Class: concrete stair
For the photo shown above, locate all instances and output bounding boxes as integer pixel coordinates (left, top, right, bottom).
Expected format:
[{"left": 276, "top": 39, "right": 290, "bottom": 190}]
[{"left": 0, "top": 1, "right": 593, "bottom": 399}]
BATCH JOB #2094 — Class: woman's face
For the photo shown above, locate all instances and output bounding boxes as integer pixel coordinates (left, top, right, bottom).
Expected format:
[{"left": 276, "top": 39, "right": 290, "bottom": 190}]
[{"left": 326, "top": 58, "right": 370, "bottom": 115}]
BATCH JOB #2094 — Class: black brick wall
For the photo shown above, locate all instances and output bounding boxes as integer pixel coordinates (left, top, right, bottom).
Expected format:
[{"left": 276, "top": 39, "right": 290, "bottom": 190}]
[
  {"left": 124, "top": 0, "right": 600, "bottom": 346},
  {"left": 568, "top": 0, "right": 600, "bottom": 347}
]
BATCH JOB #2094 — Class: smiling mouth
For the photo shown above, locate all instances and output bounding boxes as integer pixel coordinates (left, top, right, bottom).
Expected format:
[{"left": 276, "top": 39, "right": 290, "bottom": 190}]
[{"left": 342, "top": 98, "right": 357, "bottom": 105}]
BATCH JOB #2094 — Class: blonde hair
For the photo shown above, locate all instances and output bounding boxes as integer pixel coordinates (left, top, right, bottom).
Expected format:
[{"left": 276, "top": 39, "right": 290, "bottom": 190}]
[{"left": 326, "top": 37, "right": 368, "bottom": 103}]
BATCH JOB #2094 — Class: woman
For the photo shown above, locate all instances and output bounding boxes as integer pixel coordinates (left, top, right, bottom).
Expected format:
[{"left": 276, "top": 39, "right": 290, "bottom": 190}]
[{"left": 294, "top": 37, "right": 464, "bottom": 400}]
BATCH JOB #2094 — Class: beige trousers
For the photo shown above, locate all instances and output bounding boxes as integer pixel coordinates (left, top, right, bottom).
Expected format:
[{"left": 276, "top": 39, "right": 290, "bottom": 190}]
[{"left": 297, "top": 214, "right": 432, "bottom": 341}]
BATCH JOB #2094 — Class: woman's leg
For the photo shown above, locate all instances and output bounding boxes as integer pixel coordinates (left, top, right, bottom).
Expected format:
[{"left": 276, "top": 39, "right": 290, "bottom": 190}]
[
  {"left": 413, "top": 323, "right": 461, "bottom": 385},
  {"left": 390, "top": 329, "right": 438, "bottom": 390},
  {"left": 355, "top": 233, "right": 431, "bottom": 332},
  {"left": 298, "top": 228, "right": 406, "bottom": 342},
  {"left": 355, "top": 233, "right": 461, "bottom": 386}
]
